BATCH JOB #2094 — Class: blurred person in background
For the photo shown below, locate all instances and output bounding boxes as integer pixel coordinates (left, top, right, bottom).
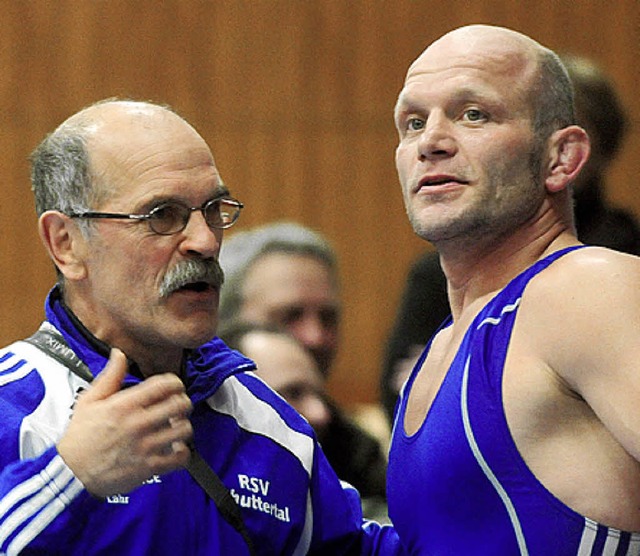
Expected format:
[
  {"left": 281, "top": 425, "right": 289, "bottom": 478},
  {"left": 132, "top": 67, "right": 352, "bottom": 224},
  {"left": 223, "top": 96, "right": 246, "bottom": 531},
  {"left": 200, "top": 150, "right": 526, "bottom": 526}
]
[
  {"left": 219, "top": 320, "right": 333, "bottom": 442},
  {"left": 219, "top": 222, "right": 388, "bottom": 509},
  {"left": 219, "top": 319, "right": 391, "bottom": 523}
]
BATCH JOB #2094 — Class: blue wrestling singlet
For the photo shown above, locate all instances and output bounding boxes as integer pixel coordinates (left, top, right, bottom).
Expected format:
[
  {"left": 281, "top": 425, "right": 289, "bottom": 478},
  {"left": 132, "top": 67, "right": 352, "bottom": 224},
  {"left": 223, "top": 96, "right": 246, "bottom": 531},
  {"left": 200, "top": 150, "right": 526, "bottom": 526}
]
[{"left": 387, "top": 246, "right": 640, "bottom": 555}]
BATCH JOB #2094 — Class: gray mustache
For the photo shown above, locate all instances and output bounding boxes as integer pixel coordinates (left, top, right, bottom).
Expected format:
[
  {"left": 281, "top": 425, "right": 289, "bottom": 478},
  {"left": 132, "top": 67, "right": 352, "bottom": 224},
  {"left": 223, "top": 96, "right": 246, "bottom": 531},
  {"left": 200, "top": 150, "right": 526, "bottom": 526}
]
[{"left": 159, "top": 259, "right": 225, "bottom": 298}]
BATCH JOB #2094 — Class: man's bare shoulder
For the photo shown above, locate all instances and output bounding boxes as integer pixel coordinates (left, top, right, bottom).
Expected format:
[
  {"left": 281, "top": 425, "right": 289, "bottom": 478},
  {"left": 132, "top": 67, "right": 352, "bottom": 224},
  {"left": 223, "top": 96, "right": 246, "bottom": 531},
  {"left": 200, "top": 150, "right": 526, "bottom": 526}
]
[
  {"left": 518, "top": 245, "right": 640, "bottom": 433},
  {"left": 516, "top": 246, "right": 638, "bottom": 380},
  {"left": 527, "top": 246, "right": 640, "bottom": 308},
  {"left": 505, "top": 247, "right": 640, "bottom": 528}
]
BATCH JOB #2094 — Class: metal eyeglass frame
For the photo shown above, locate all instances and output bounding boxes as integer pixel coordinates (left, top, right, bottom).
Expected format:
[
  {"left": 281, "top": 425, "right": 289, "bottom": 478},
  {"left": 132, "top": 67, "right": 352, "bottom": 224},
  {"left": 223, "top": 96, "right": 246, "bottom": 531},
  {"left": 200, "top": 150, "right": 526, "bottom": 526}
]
[{"left": 67, "top": 196, "right": 244, "bottom": 235}]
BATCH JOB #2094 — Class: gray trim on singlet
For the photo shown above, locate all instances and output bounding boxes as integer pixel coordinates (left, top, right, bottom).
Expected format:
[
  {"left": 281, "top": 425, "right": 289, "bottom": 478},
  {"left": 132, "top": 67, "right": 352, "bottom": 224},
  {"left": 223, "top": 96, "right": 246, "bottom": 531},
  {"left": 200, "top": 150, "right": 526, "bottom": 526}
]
[{"left": 461, "top": 350, "right": 529, "bottom": 555}]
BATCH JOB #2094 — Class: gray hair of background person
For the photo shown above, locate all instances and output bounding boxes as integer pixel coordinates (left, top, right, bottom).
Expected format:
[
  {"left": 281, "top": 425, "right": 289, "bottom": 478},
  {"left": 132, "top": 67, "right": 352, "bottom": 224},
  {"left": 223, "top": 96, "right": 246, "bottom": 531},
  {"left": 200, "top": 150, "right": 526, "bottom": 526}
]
[{"left": 218, "top": 221, "right": 339, "bottom": 323}]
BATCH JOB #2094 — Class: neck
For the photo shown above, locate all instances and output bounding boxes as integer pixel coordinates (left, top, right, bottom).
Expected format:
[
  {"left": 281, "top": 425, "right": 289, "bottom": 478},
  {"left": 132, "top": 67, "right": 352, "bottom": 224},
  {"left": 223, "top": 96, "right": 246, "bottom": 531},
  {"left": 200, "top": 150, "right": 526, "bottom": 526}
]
[
  {"left": 437, "top": 217, "right": 578, "bottom": 321},
  {"left": 61, "top": 286, "right": 184, "bottom": 377}
]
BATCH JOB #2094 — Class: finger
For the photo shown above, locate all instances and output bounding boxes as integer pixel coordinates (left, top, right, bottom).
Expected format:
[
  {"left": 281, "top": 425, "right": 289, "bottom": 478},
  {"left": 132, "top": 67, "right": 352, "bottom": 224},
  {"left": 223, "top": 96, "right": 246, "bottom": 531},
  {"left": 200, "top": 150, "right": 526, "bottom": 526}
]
[
  {"left": 144, "top": 422, "right": 193, "bottom": 470},
  {"left": 117, "top": 373, "right": 187, "bottom": 411},
  {"left": 168, "top": 440, "right": 192, "bottom": 466},
  {"left": 147, "top": 441, "right": 192, "bottom": 474},
  {"left": 150, "top": 417, "right": 193, "bottom": 450},
  {"left": 80, "top": 348, "right": 128, "bottom": 402},
  {"left": 137, "top": 393, "right": 193, "bottom": 434}
]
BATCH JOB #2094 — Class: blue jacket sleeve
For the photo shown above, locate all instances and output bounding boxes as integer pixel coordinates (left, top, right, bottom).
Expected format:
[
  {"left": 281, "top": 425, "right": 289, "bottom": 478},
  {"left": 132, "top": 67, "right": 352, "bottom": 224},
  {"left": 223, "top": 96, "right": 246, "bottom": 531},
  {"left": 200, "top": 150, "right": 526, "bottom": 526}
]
[
  {"left": 0, "top": 363, "right": 102, "bottom": 556},
  {"left": 0, "top": 444, "right": 104, "bottom": 555},
  {"left": 307, "top": 443, "right": 405, "bottom": 555}
]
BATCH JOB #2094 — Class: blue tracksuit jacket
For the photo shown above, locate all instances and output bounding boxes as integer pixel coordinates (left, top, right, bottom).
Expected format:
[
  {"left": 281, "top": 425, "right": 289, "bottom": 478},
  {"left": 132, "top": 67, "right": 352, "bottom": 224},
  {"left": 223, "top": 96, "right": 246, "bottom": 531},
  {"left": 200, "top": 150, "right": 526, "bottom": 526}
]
[{"left": 0, "top": 288, "right": 402, "bottom": 555}]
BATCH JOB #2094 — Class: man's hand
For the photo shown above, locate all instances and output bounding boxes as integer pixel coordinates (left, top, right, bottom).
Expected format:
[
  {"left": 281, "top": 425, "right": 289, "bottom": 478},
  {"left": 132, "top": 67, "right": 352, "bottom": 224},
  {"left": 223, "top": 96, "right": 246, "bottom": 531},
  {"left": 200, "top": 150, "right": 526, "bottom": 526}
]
[{"left": 57, "top": 348, "right": 193, "bottom": 497}]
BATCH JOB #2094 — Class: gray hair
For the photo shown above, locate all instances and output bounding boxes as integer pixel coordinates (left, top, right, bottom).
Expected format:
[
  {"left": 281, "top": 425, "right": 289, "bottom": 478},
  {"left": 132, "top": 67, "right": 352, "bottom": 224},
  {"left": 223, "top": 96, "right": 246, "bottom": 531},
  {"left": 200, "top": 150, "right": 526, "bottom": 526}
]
[
  {"left": 30, "top": 117, "right": 103, "bottom": 285},
  {"left": 30, "top": 98, "right": 178, "bottom": 231},
  {"left": 523, "top": 48, "right": 577, "bottom": 196},
  {"left": 530, "top": 49, "right": 576, "bottom": 141},
  {"left": 30, "top": 98, "right": 180, "bottom": 284},
  {"left": 218, "top": 221, "right": 338, "bottom": 323},
  {"left": 30, "top": 129, "right": 96, "bottom": 235}
]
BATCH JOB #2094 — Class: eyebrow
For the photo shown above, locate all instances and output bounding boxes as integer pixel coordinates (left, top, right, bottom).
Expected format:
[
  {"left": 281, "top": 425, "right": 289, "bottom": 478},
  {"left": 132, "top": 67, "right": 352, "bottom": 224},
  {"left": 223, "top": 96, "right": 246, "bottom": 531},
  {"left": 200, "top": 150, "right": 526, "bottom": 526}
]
[
  {"left": 395, "top": 86, "right": 502, "bottom": 120},
  {"left": 215, "top": 184, "right": 231, "bottom": 197},
  {"left": 138, "top": 184, "right": 232, "bottom": 212},
  {"left": 393, "top": 95, "right": 414, "bottom": 125}
]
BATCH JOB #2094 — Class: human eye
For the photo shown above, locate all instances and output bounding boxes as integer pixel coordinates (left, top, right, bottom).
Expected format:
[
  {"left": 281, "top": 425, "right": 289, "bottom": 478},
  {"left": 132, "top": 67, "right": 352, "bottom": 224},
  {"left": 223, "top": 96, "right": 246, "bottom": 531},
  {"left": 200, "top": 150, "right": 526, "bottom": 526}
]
[
  {"left": 282, "top": 385, "right": 305, "bottom": 403},
  {"left": 204, "top": 198, "right": 222, "bottom": 215},
  {"left": 203, "top": 196, "right": 238, "bottom": 228},
  {"left": 147, "top": 202, "right": 185, "bottom": 234},
  {"left": 406, "top": 116, "right": 426, "bottom": 132},
  {"left": 149, "top": 202, "right": 179, "bottom": 220},
  {"left": 278, "top": 308, "right": 304, "bottom": 327},
  {"left": 319, "top": 308, "right": 339, "bottom": 331},
  {"left": 461, "top": 108, "right": 488, "bottom": 123}
]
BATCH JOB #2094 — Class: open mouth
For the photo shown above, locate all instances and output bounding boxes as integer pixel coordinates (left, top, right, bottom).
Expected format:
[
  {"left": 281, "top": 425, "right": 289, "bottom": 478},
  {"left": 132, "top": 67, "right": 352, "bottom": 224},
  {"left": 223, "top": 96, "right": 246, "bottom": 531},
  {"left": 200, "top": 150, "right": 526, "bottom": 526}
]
[
  {"left": 426, "top": 178, "right": 454, "bottom": 186},
  {"left": 160, "top": 259, "right": 225, "bottom": 299},
  {"left": 176, "top": 281, "right": 214, "bottom": 293}
]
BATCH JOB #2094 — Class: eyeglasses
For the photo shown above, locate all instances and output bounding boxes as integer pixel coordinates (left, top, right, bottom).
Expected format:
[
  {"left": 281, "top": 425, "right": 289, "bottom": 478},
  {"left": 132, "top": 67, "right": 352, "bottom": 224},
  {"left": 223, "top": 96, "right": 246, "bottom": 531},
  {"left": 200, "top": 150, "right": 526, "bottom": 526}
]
[{"left": 67, "top": 196, "right": 244, "bottom": 235}]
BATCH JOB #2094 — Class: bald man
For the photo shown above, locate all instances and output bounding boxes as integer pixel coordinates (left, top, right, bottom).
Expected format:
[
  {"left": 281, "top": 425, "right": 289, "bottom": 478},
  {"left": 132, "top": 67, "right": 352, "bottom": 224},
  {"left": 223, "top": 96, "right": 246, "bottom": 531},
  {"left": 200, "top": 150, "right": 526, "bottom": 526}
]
[
  {"left": 387, "top": 25, "right": 640, "bottom": 554},
  {"left": 0, "top": 99, "right": 402, "bottom": 555}
]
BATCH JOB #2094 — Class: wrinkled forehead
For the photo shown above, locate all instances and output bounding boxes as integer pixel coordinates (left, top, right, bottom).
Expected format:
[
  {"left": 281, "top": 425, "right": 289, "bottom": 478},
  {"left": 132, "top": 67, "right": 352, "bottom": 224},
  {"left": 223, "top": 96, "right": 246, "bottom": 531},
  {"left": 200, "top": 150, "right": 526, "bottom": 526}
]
[{"left": 78, "top": 103, "right": 219, "bottom": 194}]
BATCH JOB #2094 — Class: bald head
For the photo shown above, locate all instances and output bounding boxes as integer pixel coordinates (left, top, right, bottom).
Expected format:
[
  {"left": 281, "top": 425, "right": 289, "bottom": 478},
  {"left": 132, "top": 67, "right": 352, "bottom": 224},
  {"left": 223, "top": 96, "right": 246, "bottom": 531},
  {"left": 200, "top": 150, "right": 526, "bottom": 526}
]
[
  {"left": 61, "top": 99, "right": 171, "bottom": 127},
  {"left": 393, "top": 25, "right": 587, "bottom": 247},
  {"left": 398, "top": 24, "right": 574, "bottom": 142},
  {"left": 60, "top": 100, "right": 201, "bottom": 150},
  {"left": 31, "top": 99, "right": 217, "bottom": 221},
  {"left": 407, "top": 26, "right": 541, "bottom": 94},
  {"left": 412, "top": 25, "right": 545, "bottom": 67},
  {"left": 90, "top": 102, "right": 210, "bottom": 196}
]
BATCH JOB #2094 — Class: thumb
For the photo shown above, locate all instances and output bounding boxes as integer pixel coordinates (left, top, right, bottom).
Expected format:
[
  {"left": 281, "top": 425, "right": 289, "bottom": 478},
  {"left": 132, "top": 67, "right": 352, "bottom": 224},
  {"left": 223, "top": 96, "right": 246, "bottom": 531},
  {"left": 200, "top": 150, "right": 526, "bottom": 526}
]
[{"left": 82, "top": 348, "right": 128, "bottom": 401}]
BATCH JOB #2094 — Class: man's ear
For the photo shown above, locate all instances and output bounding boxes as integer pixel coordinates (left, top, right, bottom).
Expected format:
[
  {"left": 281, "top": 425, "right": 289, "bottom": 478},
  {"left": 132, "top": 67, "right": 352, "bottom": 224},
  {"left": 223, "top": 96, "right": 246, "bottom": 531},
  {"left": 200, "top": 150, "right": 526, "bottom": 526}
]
[
  {"left": 38, "top": 211, "right": 89, "bottom": 281},
  {"left": 544, "top": 125, "right": 590, "bottom": 193}
]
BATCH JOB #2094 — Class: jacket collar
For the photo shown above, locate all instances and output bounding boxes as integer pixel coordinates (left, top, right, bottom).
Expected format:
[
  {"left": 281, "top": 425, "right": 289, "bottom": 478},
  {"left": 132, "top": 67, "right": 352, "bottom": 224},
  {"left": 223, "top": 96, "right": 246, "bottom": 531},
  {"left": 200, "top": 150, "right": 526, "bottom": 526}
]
[{"left": 44, "top": 285, "right": 256, "bottom": 403}]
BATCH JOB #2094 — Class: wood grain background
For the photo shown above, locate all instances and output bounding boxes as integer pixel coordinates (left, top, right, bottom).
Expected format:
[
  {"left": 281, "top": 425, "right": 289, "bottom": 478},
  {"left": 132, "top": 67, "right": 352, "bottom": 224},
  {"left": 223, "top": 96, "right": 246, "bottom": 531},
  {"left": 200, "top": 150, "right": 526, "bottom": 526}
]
[{"left": 1, "top": 0, "right": 637, "bottom": 407}]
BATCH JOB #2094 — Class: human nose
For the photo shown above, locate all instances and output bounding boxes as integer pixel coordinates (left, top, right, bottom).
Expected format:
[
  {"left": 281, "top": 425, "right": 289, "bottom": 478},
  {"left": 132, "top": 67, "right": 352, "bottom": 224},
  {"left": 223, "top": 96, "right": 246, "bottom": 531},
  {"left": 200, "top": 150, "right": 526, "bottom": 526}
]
[
  {"left": 294, "top": 316, "right": 332, "bottom": 350},
  {"left": 417, "top": 112, "right": 456, "bottom": 161},
  {"left": 178, "top": 209, "right": 222, "bottom": 259},
  {"left": 299, "top": 394, "right": 332, "bottom": 434}
]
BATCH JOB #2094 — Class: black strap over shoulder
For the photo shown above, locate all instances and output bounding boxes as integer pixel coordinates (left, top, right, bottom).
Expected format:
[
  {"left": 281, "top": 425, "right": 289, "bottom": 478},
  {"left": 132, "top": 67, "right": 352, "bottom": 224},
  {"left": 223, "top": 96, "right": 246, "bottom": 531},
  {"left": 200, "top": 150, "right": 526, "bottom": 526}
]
[
  {"left": 24, "top": 324, "right": 256, "bottom": 556},
  {"left": 25, "top": 323, "right": 94, "bottom": 383},
  {"left": 186, "top": 448, "right": 256, "bottom": 554}
]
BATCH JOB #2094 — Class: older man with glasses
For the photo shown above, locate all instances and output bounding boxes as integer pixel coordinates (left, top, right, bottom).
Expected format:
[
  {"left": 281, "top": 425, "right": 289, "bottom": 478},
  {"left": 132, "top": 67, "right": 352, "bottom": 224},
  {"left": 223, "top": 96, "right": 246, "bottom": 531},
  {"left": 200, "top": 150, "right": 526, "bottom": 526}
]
[{"left": 0, "top": 99, "right": 402, "bottom": 556}]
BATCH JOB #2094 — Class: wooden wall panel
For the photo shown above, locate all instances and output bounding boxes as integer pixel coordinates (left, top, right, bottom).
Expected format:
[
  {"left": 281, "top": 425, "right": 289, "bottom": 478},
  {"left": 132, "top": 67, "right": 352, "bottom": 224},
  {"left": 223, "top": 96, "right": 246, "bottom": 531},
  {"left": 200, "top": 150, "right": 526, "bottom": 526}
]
[{"left": 0, "top": 0, "right": 637, "bottom": 407}]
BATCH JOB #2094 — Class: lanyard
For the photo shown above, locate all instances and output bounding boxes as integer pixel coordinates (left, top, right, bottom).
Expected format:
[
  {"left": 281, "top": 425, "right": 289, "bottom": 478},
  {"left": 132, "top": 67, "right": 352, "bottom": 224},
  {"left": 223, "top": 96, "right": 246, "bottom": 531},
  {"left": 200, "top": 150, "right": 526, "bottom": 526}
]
[{"left": 25, "top": 323, "right": 256, "bottom": 556}]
